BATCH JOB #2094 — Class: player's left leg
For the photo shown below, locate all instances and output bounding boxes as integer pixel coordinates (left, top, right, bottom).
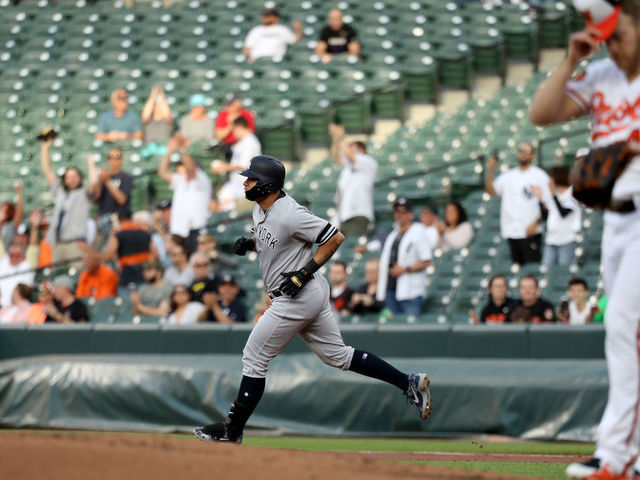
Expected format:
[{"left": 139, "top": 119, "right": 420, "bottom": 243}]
[
  {"left": 299, "top": 289, "right": 432, "bottom": 419},
  {"left": 196, "top": 285, "right": 328, "bottom": 443},
  {"left": 591, "top": 229, "right": 640, "bottom": 477}
]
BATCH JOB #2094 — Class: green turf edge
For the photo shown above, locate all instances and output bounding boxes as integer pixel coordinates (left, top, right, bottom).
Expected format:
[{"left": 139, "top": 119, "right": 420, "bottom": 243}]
[
  {"left": 241, "top": 436, "right": 594, "bottom": 456},
  {"left": 413, "top": 461, "right": 568, "bottom": 479}
]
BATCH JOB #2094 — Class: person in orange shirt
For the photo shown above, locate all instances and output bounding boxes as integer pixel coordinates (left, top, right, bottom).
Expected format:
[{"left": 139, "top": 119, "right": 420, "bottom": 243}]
[
  {"left": 27, "top": 281, "right": 51, "bottom": 324},
  {"left": 75, "top": 252, "right": 119, "bottom": 301}
]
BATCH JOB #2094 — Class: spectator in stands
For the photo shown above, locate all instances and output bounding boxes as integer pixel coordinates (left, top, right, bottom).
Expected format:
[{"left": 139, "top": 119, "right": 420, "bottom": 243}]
[
  {"left": 153, "top": 200, "right": 172, "bottom": 268},
  {"left": 95, "top": 89, "right": 143, "bottom": 143},
  {"left": 198, "top": 274, "right": 247, "bottom": 323},
  {"left": 132, "top": 210, "right": 166, "bottom": 271},
  {"left": 376, "top": 198, "right": 432, "bottom": 315},
  {"left": 141, "top": 85, "right": 174, "bottom": 157},
  {"left": 509, "top": 274, "right": 556, "bottom": 323},
  {"left": 436, "top": 202, "right": 474, "bottom": 252},
  {"left": 214, "top": 92, "right": 256, "bottom": 146},
  {"left": 27, "top": 282, "right": 51, "bottom": 324},
  {"left": 99, "top": 210, "right": 155, "bottom": 295},
  {"left": 419, "top": 204, "right": 440, "bottom": 249},
  {"left": 0, "top": 243, "right": 35, "bottom": 308},
  {"left": 196, "top": 232, "right": 237, "bottom": 273},
  {"left": 164, "top": 243, "right": 194, "bottom": 288},
  {"left": 164, "top": 283, "right": 205, "bottom": 325},
  {"left": 157, "top": 134, "right": 212, "bottom": 253},
  {"left": 315, "top": 8, "right": 361, "bottom": 64},
  {"left": 211, "top": 117, "right": 261, "bottom": 212},
  {"left": 177, "top": 94, "right": 214, "bottom": 145},
  {"left": 348, "top": 258, "right": 384, "bottom": 315},
  {"left": 328, "top": 261, "right": 353, "bottom": 315},
  {"left": 329, "top": 123, "right": 377, "bottom": 237},
  {"left": 0, "top": 183, "right": 24, "bottom": 254},
  {"left": 478, "top": 274, "right": 518, "bottom": 324},
  {"left": 531, "top": 165, "right": 581, "bottom": 267},
  {"left": 243, "top": 8, "right": 303, "bottom": 63},
  {"left": 130, "top": 261, "right": 171, "bottom": 319},
  {"left": 88, "top": 147, "right": 134, "bottom": 244},
  {"left": 75, "top": 252, "right": 119, "bottom": 301},
  {"left": 484, "top": 143, "right": 550, "bottom": 265},
  {"left": 566, "top": 277, "right": 595, "bottom": 325},
  {"left": 40, "top": 138, "right": 92, "bottom": 269},
  {"left": 190, "top": 252, "right": 216, "bottom": 303},
  {"left": 0, "top": 283, "right": 32, "bottom": 324},
  {"left": 44, "top": 275, "right": 89, "bottom": 323},
  {"left": 27, "top": 209, "right": 51, "bottom": 269}
]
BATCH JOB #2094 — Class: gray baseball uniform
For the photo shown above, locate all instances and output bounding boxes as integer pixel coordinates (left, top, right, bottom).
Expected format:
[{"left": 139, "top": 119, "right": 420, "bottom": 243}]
[{"left": 242, "top": 192, "right": 355, "bottom": 378}]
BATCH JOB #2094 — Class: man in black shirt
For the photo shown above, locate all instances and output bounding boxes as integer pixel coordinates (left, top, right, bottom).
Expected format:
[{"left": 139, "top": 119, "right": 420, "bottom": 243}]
[
  {"left": 348, "top": 258, "right": 384, "bottom": 315},
  {"left": 199, "top": 274, "right": 246, "bottom": 323},
  {"left": 315, "top": 8, "right": 360, "bottom": 63},
  {"left": 88, "top": 147, "right": 134, "bottom": 244},
  {"left": 44, "top": 275, "right": 89, "bottom": 323},
  {"left": 479, "top": 274, "right": 518, "bottom": 324},
  {"left": 509, "top": 274, "right": 556, "bottom": 323}
]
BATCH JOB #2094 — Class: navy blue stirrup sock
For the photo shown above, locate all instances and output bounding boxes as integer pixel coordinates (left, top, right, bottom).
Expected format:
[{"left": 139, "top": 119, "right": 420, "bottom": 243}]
[
  {"left": 227, "top": 376, "right": 266, "bottom": 434},
  {"left": 349, "top": 350, "right": 409, "bottom": 392}
]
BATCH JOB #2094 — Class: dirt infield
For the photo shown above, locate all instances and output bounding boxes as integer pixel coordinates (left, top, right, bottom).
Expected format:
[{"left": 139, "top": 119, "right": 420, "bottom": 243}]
[{"left": 0, "top": 431, "right": 564, "bottom": 480}]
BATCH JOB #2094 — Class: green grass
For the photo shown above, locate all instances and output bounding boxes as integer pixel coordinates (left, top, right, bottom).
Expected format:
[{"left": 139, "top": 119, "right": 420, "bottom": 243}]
[
  {"left": 420, "top": 461, "right": 568, "bottom": 479},
  {"left": 242, "top": 436, "right": 593, "bottom": 456}
]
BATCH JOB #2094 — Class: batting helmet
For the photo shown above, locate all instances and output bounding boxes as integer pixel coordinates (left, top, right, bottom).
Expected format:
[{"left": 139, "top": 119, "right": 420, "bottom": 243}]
[{"left": 239, "top": 155, "right": 286, "bottom": 201}]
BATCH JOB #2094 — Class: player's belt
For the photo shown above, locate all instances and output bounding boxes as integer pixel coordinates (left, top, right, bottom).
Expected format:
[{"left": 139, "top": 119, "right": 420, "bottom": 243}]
[
  {"left": 608, "top": 200, "right": 636, "bottom": 213},
  {"left": 268, "top": 290, "right": 283, "bottom": 299}
]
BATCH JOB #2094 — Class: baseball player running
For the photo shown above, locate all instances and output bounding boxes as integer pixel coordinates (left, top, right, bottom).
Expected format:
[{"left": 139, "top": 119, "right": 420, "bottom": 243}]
[
  {"left": 530, "top": 1, "right": 640, "bottom": 478},
  {"left": 194, "top": 155, "right": 431, "bottom": 443}
]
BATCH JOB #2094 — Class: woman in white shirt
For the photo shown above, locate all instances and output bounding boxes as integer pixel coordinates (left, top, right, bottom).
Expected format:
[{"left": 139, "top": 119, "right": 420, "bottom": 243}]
[
  {"left": 437, "top": 202, "right": 474, "bottom": 252},
  {"left": 531, "top": 165, "right": 581, "bottom": 267},
  {"left": 164, "top": 284, "right": 205, "bottom": 325}
]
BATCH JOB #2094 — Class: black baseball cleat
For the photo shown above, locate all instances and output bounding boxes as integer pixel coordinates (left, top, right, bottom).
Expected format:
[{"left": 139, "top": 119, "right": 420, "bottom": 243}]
[
  {"left": 406, "top": 373, "right": 432, "bottom": 420},
  {"left": 193, "top": 422, "right": 243, "bottom": 444}
]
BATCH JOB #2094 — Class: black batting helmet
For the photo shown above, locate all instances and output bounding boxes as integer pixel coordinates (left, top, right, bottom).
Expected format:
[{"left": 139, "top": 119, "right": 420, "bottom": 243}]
[{"left": 238, "top": 155, "right": 286, "bottom": 201}]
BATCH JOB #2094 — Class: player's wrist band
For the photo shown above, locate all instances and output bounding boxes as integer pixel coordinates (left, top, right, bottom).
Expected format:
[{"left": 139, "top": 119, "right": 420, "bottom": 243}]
[{"left": 301, "top": 258, "right": 320, "bottom": 277}]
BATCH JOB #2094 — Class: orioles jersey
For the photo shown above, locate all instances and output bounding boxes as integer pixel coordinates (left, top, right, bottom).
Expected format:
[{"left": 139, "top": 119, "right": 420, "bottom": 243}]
[{"left": 566, "top": 58, "right": 640, "bottom": 202}]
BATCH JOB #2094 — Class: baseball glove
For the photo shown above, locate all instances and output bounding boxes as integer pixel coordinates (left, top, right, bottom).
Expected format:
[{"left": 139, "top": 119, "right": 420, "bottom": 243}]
[{"left": 570, "top": 141, "right": 634, "bottom": 209}]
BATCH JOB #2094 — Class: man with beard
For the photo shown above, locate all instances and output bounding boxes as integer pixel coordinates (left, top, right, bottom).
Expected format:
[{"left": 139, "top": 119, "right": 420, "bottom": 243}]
[
  {"left": 484, "top": 142, "right": 550, "bottom": 265},
  {"left": 130, "top": 261, "right": 171, "bottom": 318}
]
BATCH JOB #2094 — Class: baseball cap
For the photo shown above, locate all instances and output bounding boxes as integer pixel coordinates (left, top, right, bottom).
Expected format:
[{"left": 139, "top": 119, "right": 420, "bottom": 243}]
[
  {"left": 219, "top": 273, "right": 238, "bottom": 286},
  {"left": 422, "top": 203, "right": 438, "bottom": 215},
  {"left": 393, "top": 197, "right": 413, "bottom": 211},
  {"left": 142, "top": 260, "right": 163, "bottom": 271},
  {"left": 189, "top": 93, "right": 207, "bottom": 107},
  {"left": 263, "top": 8, "right": 279, "bottom": 16},
  {"left": 225, "top": 92, "right": 241, "bottom": 105},
  {"left": 158, "top": 199, "right": 172, "bottom": 210},
  {"left": 52, "top": 274, "right": 75, "bottom": 291},
  {"left": 573, "top": 0, "right": 621, "bottom": 42}
]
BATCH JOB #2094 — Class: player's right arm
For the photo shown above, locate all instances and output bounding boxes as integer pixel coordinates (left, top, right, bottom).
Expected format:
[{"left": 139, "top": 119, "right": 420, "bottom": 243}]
[{"left": 530, "top": 31, "right": 597, "bottom": 125}]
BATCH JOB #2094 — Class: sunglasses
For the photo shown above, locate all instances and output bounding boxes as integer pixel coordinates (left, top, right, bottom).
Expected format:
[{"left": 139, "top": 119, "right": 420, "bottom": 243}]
[
  {"left": 193, "top": 263, "right": 209, "bottom": 267},
  {"left": 108, "top": 154, "right": 122, "bottom": 159},
  {"left": 394, "top": 208, "right": 410, "bottom": 213},
  {"left": 518, "top": 147, "right": 533, "bottom": 154}
]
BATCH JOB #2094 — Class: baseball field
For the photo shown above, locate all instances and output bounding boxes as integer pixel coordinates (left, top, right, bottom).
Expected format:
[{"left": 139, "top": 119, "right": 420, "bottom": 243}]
[{"left": 0, "top": 430, "right": 593, "bottom": 479}]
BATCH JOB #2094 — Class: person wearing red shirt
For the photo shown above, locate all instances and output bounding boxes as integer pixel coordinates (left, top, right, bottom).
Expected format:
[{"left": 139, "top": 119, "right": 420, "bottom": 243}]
[{"left": 214, "top": 93, "right": 256, "bottom": 145}]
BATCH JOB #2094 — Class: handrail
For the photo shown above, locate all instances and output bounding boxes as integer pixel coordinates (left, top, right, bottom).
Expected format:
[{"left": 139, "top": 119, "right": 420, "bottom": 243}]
[{"left": 536, "top": 127, "right": 591, "bottom": 166}]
